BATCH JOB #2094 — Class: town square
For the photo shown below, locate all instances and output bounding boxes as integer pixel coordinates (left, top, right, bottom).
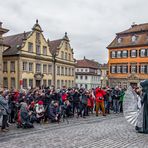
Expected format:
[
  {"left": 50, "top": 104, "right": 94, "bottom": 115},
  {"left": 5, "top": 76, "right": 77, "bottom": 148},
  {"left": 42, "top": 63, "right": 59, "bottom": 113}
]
[{"left": 0, "top": 0, "right": 148, "bottom": 147}]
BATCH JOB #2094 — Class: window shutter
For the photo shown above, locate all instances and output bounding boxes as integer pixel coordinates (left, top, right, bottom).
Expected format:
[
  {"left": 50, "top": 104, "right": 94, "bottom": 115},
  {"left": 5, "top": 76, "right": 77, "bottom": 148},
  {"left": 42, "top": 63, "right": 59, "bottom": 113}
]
[
  {"left": 130, "top": 65, "right": 131, "bottom": 73},
  {"left": 121, "top": 51, "right": 123, "bottom": 58},
  {"left": 110, "top": 52, "right": 112, "bottom": 58},
  {"left": 120, "top": 66, "right": 122, "bottom": 73},
  {"left": 126, "top": 65, "right": 128, "bottom": 73},
  {"left": 136, "top": 50, "right": 137, "bottom": 57},
  {"left": 115, "top": 66, "right": 117, "bottom": 73},
  {"left": 130, "top": 50, "right": 132, "bottom": 57},
  {"left": 144, "top": 65, "right": 147, "bottom": 74},
  {"left": 146, "top": 49, "right": 148, "bottom": 56},
  {"left": 126, "top": 50, "right": 128, "bottom": 57},
  {"left": 139, "top": 65, "right": 141, "bottom": 73},
  {"left": 135, "top": 65, "right": 137, "bottom": 73},
  {"left": 115, "top": 51, "right": 117, "bottom": 58},
  {"left": 110, "top": 66, "right": 112, "bottom": 73},
  {"left": 139, "top": 49, "right": 141, "bottom": 57}
]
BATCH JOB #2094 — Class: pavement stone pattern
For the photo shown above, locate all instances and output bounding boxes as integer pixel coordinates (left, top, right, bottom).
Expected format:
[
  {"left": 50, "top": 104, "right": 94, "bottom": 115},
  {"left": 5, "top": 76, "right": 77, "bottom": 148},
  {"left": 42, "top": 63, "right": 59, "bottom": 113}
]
[{"left": 0, "top": 114, "right": 148, "bottom": 148}]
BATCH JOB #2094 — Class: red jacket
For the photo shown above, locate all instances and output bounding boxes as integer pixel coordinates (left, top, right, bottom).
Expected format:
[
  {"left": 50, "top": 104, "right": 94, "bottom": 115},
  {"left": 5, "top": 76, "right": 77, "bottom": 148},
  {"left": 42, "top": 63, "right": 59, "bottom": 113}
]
[{"left": 95, "top": 88, "right": 106, "bottom": 102}]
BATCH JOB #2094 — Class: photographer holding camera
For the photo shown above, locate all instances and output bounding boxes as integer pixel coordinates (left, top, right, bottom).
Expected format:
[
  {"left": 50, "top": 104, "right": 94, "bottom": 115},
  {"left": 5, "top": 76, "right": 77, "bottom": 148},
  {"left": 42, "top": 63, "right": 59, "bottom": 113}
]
[{"left": 95, "top": 87, "right": 106, "bottom": 116}]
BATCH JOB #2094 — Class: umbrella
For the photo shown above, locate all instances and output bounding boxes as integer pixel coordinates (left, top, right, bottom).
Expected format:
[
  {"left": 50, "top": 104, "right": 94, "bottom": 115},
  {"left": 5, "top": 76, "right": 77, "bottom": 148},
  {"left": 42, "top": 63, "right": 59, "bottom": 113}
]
[{"left": 123, "top": 86, "right": 143, "bottom": 127}]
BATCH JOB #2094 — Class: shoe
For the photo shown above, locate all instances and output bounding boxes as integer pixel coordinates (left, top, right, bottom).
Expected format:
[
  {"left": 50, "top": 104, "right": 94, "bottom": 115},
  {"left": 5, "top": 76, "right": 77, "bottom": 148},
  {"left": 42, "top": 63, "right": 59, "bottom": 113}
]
[
  {"left": 1, "top": 129, "right": 8, "bottom": 132},
  {"left": 96, "top": 114, "right": 98, "bottom": 117},
  {"left": 103, "top": 114, "right": 106, "bottom": 116}
]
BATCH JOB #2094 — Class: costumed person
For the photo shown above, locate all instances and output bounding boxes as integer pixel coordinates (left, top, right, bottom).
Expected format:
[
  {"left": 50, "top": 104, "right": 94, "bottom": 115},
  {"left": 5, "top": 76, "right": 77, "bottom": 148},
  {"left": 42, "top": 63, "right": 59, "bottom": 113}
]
[
  {"left": 95, "top": 87, "right": 106, "bottom": 116},
  {"left": 136, "top": 80, "right": 148, "bottom": 133},
  {"left": 123, "top": 80, "right": 148, "bottom": 134}
]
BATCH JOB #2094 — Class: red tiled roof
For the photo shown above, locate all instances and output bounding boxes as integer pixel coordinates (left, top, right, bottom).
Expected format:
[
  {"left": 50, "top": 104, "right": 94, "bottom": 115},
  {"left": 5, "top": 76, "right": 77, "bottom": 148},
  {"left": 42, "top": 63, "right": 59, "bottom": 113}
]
[
  {"left": 3, "top": 31, "right": 31, "bottom": 56},
  {"left": 107, "top": 23, "right": 148, "bottom": 49},
  {"left": 76, "top": 58, "right": 99, "bottom": 69}
]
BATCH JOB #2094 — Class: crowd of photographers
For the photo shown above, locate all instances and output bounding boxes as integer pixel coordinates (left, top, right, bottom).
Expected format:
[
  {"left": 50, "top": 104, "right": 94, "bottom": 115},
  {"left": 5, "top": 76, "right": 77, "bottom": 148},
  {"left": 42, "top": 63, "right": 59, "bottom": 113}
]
[{"left": 0, "top": 86, "right": 125, "bottom": 132}]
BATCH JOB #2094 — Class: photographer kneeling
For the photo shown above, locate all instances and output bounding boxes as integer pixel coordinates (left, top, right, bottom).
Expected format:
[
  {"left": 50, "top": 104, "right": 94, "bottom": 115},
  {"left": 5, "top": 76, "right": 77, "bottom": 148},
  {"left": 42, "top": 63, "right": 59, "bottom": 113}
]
[{"left": 48, "top": 101, "right": 60, "bottom": 122}]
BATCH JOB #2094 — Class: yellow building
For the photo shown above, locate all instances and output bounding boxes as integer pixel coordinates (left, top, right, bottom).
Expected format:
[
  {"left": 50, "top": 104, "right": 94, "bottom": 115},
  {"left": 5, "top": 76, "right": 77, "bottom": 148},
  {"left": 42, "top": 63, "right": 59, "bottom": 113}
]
[
  {"left": 107, "top": 23, "right": 148, "bottom": 88},
  {"left": 49, "top": 32, "right": 76, "bottom": 89},
  {"left": 3, "top": 20, "right": 75, "bottom": 89},
  {"left": 0, "top": 22, "right": 9, "bottom": 88}
]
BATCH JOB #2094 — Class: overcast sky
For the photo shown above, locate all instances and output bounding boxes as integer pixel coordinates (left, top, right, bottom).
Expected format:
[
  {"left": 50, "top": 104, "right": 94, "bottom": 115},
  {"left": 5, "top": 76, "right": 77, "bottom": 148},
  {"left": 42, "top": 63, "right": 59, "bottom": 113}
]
[{"left": 0, "top": 0, "right": 148, "bottom": 63}]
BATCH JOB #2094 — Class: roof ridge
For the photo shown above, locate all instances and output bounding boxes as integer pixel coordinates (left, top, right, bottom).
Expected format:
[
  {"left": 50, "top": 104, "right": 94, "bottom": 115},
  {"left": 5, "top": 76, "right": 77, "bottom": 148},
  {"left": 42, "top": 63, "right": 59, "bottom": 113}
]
[{"left": 4, "top": 31, "right": 31, "bottom": 38}]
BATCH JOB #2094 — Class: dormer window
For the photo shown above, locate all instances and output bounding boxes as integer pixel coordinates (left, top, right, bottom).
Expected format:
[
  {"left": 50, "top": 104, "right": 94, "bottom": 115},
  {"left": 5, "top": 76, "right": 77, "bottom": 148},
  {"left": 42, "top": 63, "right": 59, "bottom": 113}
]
[
  {"left": 117, "top": 37, "right": 122, "bottom": 43},
  {"left": 132, "top": 35, "right": 137, "bottom": 42}
]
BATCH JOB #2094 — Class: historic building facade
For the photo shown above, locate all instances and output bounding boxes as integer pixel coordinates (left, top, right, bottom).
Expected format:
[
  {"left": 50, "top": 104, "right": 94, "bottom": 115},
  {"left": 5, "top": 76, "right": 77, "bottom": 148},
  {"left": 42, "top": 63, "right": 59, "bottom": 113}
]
[
  {"left": 0, "top": 22, "right": 9, "bottom": 88},
  {"left": 107, "top": 23, "right": 148, "bottom": 88},
  {"left": 75, "top": 57, "right": 100, "bottom": 89},
  {"left": 3, "top": 20, "right": 75, "bottom": 89},
  {"left": 49, "top": 33, "right": 75, "bottom": 89}
]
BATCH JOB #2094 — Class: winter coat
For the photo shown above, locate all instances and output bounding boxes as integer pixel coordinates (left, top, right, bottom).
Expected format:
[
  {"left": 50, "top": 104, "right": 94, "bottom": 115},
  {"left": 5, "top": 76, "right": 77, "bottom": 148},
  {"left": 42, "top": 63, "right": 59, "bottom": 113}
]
[
  {"left": 95, "top": 88, "right": 106, "bottom": 103},
  {"left": 0, "top": 95, "right": 9, "bottom": 115}
]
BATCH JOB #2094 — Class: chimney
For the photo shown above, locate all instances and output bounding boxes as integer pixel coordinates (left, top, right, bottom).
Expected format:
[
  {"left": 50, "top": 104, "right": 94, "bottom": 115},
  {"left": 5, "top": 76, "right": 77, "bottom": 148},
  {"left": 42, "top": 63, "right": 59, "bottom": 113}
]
[{"left": 131, "top": 22, "right": 137, "bottom": 28}]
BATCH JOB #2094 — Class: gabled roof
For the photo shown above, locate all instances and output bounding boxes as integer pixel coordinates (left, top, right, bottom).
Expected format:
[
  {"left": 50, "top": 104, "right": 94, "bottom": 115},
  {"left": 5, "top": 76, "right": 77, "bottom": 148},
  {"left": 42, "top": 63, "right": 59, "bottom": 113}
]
[
  {"left": 3, "top": 31, "right": 31, "bottom": 56},
  {"left": 49, "top": 39, "right": 63, "bottom": 55},
  {"left": 107, "top": 23, "right": 148, "bottom": 49},
  {"left": 76, "top": 58, "right": 99, "bottom": 69}
]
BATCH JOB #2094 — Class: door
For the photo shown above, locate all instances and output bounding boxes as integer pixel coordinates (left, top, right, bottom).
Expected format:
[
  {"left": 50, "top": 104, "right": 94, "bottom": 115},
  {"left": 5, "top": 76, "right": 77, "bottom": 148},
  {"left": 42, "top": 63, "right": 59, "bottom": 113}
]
[{"left": 36, "top": 80, "right": 41, "bottom": 87}]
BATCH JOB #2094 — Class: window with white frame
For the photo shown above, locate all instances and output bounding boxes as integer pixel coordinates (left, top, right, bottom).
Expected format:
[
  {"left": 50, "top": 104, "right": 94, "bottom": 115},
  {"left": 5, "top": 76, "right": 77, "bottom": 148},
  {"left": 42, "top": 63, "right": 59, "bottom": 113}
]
[
  {"left": 48, "top": 65, "right": 52, "bottom": 74},
  {"left": 122, "top": 65, "right": 128, "bottom": 73},
  {"left": 140, "top": 65, "right": 145, "bottom": 73},
  {"left": 23, "top": 62, "right": 27, "bottom": 71},
  {"left": 10, "top": 61, "right": 15, "bottom": 72},
  {"left": 111, "top": 66, "right": 116, "bottom": 73},
  {"left": 36, "top": 45, "right": 41, "bottom": 55},
  {"left": 140, "top": 49, "right": 146, "bottom": 57},
  {"left": 131, "top": 50, "right": 137, "bottom": 57},
  {"left": 65, "top": 52, "right": 67, "bottom": 60},
  {"left": 28, "top": 42, "right": 33, "bottom": 53},
  {"left": 23, "top": 79, "right": 27, "bottom": 88},
  {"left": 111, "top": 51, "right": 116, "bottom": 58},
  {"left": 122, "top": 50, "right": 128, "bottom": 58},
  {"left": 80, "top": 76, "right": 83, "bottom": 79},
  {"left": 29, "top": 63, "right": 33, "bottom": 72},
  {"left": 57, "top": 66, "right": 60, "bottom": 75},
  {"left": 36, "top": 64, "right": 41, "bottom": 73},
  {"left": 117, "top": 66, "right": 121, "bottom": 73},
  {"left": 43, "top": 64, "right": 47, "bottom": 73},
  {"left": 131, "top": 65, "right": 137, "bottom": 73},
  {"left": 117, "top": 51, "right": 121, "bottom": 58},
  {"left": 61, "top": 51, "right": 64, "bottom": 59},
  {"left": 29, "top": 79, "right": 33, "bottom": 87},
  {"left": 65, "top": 67, "right": 68, "bottom": 76},
  {"left": 43, "top": 46, "right": 47, "bottom": 55},
  {"left": 61, "top": 67, "right": 64, "bottom": 75},
  {"left": 11, "top": 78, "right": 15, "bottom": 88}
]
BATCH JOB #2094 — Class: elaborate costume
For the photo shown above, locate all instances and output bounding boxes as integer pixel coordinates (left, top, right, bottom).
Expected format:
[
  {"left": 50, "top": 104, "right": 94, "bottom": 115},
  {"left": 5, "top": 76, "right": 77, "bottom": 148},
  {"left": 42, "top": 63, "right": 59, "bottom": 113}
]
[{"left": 123, "top": 80, "right": 148, "bottom": 134}]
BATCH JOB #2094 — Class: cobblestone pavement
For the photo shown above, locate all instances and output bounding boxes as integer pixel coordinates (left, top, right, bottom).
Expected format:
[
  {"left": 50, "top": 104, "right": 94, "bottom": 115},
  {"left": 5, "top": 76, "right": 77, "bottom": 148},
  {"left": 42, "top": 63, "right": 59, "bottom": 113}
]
[{"left": 0, "top": 114, "right": 148, "bottom": 148}]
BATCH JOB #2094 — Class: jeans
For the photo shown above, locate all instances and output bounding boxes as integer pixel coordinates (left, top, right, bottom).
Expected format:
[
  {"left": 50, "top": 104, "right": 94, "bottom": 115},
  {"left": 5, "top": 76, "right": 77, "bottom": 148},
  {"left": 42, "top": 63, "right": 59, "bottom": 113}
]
[
  {"left": 113, "top": 99, "right": 120, "bottom": 113},
  {"left": 2, "top": 115, "right": 8, "bottom": 129}
]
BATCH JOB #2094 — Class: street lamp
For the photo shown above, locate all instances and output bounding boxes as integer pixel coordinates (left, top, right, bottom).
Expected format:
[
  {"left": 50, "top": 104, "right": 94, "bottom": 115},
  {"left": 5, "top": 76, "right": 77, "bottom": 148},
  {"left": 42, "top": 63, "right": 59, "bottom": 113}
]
[
  {"left": 48, "top": 39, "right": 59, "bottom": 89},
  {"left": 100, "top": 76, "right": 103, "bottom": 88}
]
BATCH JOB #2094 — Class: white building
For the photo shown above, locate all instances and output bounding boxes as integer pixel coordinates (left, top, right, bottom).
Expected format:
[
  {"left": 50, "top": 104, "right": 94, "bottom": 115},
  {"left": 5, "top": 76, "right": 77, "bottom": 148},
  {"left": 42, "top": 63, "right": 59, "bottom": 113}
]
[{"left": 75, "top": 57, "right": 101, "bottom": 89}]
